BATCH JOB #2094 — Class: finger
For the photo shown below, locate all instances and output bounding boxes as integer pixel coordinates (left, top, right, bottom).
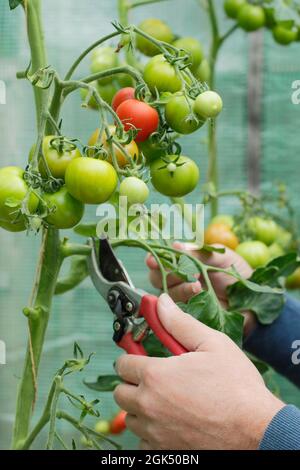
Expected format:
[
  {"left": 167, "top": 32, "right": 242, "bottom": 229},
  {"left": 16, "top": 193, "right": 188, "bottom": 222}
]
[
  {"left": 168, "top": 280, "right": 202, "bottom": 303},
  {"left": 113, "top": 384, "right": 139, "bottom": 415},
  {"left": 149, "top": 268, "right": 194, "bottom": 290},
  {"left": 126, "top": 414, "right": 149, "bottom": 441},
  {"left": 116, "top": 354, "right": 152, "bottom": 385},
  {"left": 158, "top": 293, "right": 217, "bottom": 352},
  {"left": 140, "top": 439, "right": 152, "bottom": 450}
]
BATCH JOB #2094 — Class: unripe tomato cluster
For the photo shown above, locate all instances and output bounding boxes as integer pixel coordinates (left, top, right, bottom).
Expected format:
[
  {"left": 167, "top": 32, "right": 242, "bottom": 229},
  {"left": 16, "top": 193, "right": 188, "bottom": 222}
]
[
  {"left": 224, "top": 0, "right": 299, "bottom": 46},
  {"left": 205, "top": 214, "right": 293, "bottom": 270}
]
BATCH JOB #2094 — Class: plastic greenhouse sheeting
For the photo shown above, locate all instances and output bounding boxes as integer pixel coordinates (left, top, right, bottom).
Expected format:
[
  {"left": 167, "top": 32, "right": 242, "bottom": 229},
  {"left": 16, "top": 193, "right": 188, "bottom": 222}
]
[{"left": 0, "top": 0, "right": 299, "bottom": 450}]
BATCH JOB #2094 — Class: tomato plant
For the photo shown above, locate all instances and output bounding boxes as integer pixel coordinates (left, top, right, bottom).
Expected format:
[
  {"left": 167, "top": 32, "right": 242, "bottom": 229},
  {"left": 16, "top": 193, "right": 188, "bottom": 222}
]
[
  {"left": 224, "top": 0, "right": 246, "bottom": 19},
  {"left": 236, "top": 241, "right": 270, "bottom": 269},
  {"left": 150, "top": 155, "right": 199, "bottom": 197},
  {"left": 88, "top": 126, "right": 139, "bottom": 167},
  {"left": 116, "top": 99, "right": 159, "bottom": 142},
  {"left": 42, "top": 186, "right": 84, "bottom": 230},
  {"left": 205, "top": 223, "right": 239, "bottom": 250},
  {"left": 143, "top": 54, "right": 182, "bottom": 93},
  {"left": 90, "top": 46, "right": 119, "bottom": 84},
  {"left": 109, "top": 410, "right": 127, "bottom": 435},
  {"left": 237, "top": 4, "right": 266, "bottom": 32},
  {"left": 173, "top": 37, "right": 204, "bottom": 73},
  {"left": 165, "top": 95, "right": 205, "bottom": 134},
  {"left": 194, "top": 91, "right": 223, "bottom": 119},
  {"left": 119, "top": 176, "right": 149, "bottom": 205},
  {"left": 272, "top": 24, "right": 298, "bottom": 45},
  {"left": 65, "top": 158, "right": 118, "bottom": 204},
  {"left": 248, "top": 217, "right": 278, "bottom": 246},
  {"left": 112, "top": 87, "right": 136, "bottom": 111},
  {"left": 136, "top": 18, "right": 174, "bottom": 56}
]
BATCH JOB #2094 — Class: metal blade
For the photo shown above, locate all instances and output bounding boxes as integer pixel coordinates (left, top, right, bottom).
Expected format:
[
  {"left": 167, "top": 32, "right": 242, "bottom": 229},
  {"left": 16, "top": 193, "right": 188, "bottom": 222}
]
[{"left": 99, "top": 237, "right": 134, "bottom": 287}]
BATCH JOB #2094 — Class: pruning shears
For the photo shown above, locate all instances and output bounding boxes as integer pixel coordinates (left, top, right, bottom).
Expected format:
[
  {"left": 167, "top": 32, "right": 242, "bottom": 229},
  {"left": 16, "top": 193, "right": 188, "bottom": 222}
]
[{"left": 87, "top": 236, "right": 187, "bottom": 356}]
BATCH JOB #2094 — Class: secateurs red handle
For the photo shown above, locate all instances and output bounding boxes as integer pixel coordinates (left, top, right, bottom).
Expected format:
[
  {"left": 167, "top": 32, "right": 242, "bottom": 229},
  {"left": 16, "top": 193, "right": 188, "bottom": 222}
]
[{"left": 117, "top": 295, "right": 188, "bottom": 356}]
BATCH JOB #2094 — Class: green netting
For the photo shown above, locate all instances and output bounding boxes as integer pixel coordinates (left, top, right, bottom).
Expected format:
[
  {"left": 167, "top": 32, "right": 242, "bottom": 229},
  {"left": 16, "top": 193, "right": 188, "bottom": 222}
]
[{"left": 0, "top": 0, "right": 299, "bottom": 450}]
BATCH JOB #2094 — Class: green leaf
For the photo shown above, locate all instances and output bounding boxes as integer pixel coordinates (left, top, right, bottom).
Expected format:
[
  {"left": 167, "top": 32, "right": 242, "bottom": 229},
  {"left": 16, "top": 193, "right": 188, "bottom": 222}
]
[
  {"left": 84, "top": 375, "right": 123, "bottom": 392},
  {"left": 176, "top": 255, "right": 199, "bottom": 282},
  {"left": 143, "top": 333, "right": 171, "bottom": 357},
  {"left": 9, "top": 0, "right": 22, "bottom": 10},
  {"left": 227, "top": 254, "right": 299, "bottom": 325},
  {"left": 202, "top": 244, "right": 226, "bottom": 254},
  {"left": 178, "top": 291, "right": 244, "bottom": 346},
  {"left": 55, "top": 256, "right": 88, "bottom": 295},
  {"left": 246, "top": 353, "right": 270, "bottom": 376}
]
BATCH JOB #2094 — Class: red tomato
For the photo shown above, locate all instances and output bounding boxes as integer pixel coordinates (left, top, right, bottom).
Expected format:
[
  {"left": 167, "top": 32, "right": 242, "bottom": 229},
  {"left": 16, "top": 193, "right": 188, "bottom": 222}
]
[
  {"left": 116, "top": 99, "right": 159, "bottom": 143},
  {"left": 112, "top": 87, "right": 136, "bottom": 111},
  {"left": 109, "top": 410, "right": 127, "bottom": 434}
]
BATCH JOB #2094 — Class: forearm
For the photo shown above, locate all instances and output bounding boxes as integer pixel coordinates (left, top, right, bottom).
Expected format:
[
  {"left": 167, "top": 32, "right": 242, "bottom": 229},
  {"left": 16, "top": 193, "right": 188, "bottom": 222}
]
[{"left": 243, "top": 296, "right": 300, "bottom": 388}]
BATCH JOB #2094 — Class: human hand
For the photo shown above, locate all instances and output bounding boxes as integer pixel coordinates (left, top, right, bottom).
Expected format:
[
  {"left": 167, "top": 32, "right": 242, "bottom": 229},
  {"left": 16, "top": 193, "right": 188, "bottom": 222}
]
[{"left": 114, "top": 294, "right": 284, "bottom": 450}]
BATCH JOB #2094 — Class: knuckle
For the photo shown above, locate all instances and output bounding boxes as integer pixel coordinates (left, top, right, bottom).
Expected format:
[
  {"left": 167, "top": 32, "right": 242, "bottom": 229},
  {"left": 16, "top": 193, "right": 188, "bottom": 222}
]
[{"left": 142, "top": 364, "right": 158, "bottom": 386}]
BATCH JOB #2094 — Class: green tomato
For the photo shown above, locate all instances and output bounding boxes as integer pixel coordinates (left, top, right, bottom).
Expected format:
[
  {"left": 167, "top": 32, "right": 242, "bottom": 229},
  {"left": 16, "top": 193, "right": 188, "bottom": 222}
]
[
  {"left": 165, "top": 95, "right": 205, "bottom": 134},
  {"left": 237, "top": 4, "right": 266, "bottom": 32},
  {"left": 95, "top": 420, "right": 110, "bottom": 435},
  {"left": 173, "top": 37, "right": 204, "bottom": 73},
  {"left": 194, "top": 58, "right": 211, "bottom": 83},
  {"left": 143, "top": 54, "right": 182, "bottom": 94},
  {"left": 0, "top": 166, "right": 39, "bottom": 232},
  {"left": 236, "top": 241, "right": 270, "bottom": 269},
  {"left": 224, "top": 0, "right": 246, "bottom": 19},
  {"left": 136, "top": 18, "right": 174, "bottom": 57},
  {"left": 194, "top": 91, "right": 223, "bottom": 119},
  {"left": 43, "top": 186, "right": 84, "bottom": 230},
  {"left": 138, "top": 139, "right": 166, "bottom": 164},
  {"left": 277, "top": 227, "right": 293, "bottom": 250},
  {"left": 248, "top": 217, "right": 279, "bottom": 246},
  {"left": 90, "top": 47, "right": 119, "bottom": 85},
  {"left": 119, "top": 177, "right": 149, "bottom": 205},
  {"left": 211, "top": 214, "right": 234, "bottom": 229},
  {"left": 150, "top": 155, "right": 200, "bottom": 197},
  {"left": 268, "top": 242, "right": 285, "bottom": 261},
  {"left": 272, "top": 25, "right": 298, "bottom": 45},
  {"left": 286, "top": 268, "right": 300, "bottom": 290},
  {"left": 65, "top": 158, "right": 118, "bottom": 205},
  {"left": 29, "top": 136, "right": 82, "bottom": 180}
]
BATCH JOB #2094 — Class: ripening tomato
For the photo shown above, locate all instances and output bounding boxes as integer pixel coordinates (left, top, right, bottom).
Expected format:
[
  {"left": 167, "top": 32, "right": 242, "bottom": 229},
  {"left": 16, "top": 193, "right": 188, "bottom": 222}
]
[
  {"left": 88, "top": 126, "right": 139, "bottom": 168},
  {"left": 194, "top": 91, "right": 223, "bottom": 119},
  {"left": 165, "top": 95, "right": 205, "bottom": 134},
  {"left": 116, "top": 99, "right": 159, "bottom": 142},
  {"left": 65, "top": 158, "right": 118, "bottom": 204},
  {"left": 0, "top": 166, "right": 39, "bottom": 232},
  {"left": 90, "top": 47, "right": 119, "bottom": 84},
  {"left": 248, "top": 217, "right": 279, "bottom": 246},
  {"left": 150, "top": 155, "right": 199, "bottom": 197},
  {"left": 236, "top": 241, "right": 270, "bottom": 269},
  {"left": 119, "top": 177, "right": 149, "bottom": 205},
  {"left": 224, "top": 0, "right": 246, "bottom": 19},
  {"left": 112, "top": 87, "right": 136, "bottom": 111},
  {"left": 143, "top": 55, "right": 182, "bottom": 94},
  {"left": 109, "top": 410, "right": 127, "bottom": 435},
  {"left": 205, "top": 223, "right": 239, "bottom": 250},
  {"left": 237, "top": 4, "right": 266, "bottom": 32},
  {"left": 136, "top": 18, "right": 174, "bottom": 57},
  {"left": 211, "top": 214, "right": 234, "bottom": 229},
  {"left": 272, "top": 25, "right": 298, "bottom": 45},
  {"left": 173, "top": 37, "right": 204, "bottom": 73},
  {"left": 43, "top": 186, "right": 84, "bottom": 229},
  {"left": 194, "top": 58, "right": 211, "bottom": 83}
]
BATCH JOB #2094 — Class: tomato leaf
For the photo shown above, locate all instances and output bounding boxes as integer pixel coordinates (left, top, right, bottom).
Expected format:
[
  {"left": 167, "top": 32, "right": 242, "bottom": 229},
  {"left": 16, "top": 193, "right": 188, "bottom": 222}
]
[
  {"left": 84, "top": 375, "right": 123, "bottom": 392},
  {"left": 178, "top": 291, "right": 244, "bottom": 346},
  {"left": 9, "top": 0, "right": 23, "bottom": 10},
  {"left": 143, "top": 333, "right": 170, "bottom": 357},
  {"left": 176, "top": 255, "right": 199, "bottom": 282},
  {"left": 227, "top": 254, "right": 300, "bottom": 325}
]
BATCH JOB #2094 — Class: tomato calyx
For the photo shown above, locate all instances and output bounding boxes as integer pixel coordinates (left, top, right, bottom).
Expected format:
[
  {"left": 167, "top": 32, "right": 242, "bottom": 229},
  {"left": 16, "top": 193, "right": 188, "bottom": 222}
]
[
  {"left": 157, "top": 155, "right": 186, "bottom": 176},
  {"left": 48, "top": 136, "right": 78, "bottom": 156}
]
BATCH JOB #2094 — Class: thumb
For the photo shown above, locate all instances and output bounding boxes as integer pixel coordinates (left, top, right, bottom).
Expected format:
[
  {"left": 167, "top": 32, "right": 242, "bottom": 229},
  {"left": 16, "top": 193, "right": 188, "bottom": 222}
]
[{"left": 157, "top": 293, "right": 216, "bottom": 352}]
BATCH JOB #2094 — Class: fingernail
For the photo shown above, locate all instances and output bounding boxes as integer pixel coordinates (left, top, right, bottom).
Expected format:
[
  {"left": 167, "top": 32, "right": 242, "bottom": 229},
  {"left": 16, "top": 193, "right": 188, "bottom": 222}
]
[
  {"left": 159, "top": 293, "right": 174, "bottom": 308},
  {"left": 191, "top": 281, "right": 202, "bottom": 295}
]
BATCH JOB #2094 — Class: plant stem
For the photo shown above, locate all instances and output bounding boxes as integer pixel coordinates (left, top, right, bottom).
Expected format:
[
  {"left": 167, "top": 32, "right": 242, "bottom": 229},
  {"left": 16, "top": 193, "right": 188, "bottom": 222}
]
[
  {"left": 12, "top": 228, "right": 63, "bottom": 449},
  {"left": 24, "top": 0, "right": 47, "bottom": 127}
]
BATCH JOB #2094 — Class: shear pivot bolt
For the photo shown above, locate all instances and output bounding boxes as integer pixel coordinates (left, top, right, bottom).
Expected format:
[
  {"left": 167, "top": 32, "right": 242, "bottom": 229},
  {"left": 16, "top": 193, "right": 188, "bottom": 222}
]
[
  {"left": 114, "top": 322, "right": 121, "bottom": 332},
  {"left": 125, "top": 302, "right": 134, "bottom": 312},
  {"left": 108, "top": 293, "right": 116, "bottom": 306}
]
